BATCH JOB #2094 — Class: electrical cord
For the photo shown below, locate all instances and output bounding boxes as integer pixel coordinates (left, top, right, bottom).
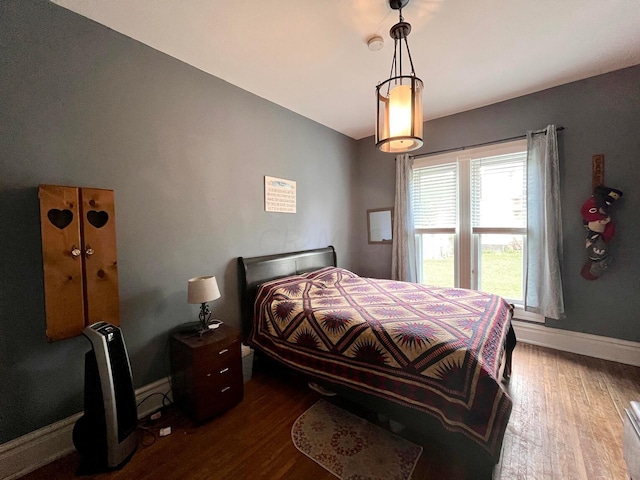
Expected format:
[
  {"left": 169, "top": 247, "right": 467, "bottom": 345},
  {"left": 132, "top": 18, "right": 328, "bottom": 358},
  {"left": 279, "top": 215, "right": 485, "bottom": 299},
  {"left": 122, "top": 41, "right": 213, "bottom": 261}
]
[
  {"left": 134, "top": 331, "right": 181, "bottom": 448},
  {"left": 134, "top": 331, "right": 177, "bottom": 413},
  {"left": 137, "top": 424, "right": 158, "bottom": 447},
  {"left": 135, "top": 390, "right": 172, "bottom": 448},
  {"left": 135, "top": 390, "right": 172, "bottom": 410}
]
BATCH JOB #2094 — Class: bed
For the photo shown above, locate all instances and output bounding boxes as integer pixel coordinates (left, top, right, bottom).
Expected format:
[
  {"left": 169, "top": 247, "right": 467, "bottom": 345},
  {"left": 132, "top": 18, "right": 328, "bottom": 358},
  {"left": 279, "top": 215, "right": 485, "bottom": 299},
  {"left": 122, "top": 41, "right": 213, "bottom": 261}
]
[{"left": 238, "top": 246, "right": 515, "bottom": 471}]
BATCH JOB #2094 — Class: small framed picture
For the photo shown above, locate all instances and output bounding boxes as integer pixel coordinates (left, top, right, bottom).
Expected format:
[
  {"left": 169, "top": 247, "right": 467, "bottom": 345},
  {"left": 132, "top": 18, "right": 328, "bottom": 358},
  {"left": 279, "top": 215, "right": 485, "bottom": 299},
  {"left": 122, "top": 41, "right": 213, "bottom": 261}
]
[{"left": 264, "top": 176, "right": 296, "bottom": 213}]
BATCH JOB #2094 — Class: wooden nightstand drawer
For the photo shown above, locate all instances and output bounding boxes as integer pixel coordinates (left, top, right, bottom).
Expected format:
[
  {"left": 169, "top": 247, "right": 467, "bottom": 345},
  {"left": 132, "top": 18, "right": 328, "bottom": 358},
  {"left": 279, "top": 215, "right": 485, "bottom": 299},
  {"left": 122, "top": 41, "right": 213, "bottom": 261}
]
[
  {"left": 193, "top": 362, "right": 242, "bottom": 391},
  {"left": 194, "top": 359, "right": 239, "bottom": 383},
  {"left": 170, "top": 324, "right": 244, "bottom": 422},
  {"left": 193, "top": 340, "right": 241, "bottom": 374},
  {"left": 192, "top": 373, "right": 243, "bottom": 421}
]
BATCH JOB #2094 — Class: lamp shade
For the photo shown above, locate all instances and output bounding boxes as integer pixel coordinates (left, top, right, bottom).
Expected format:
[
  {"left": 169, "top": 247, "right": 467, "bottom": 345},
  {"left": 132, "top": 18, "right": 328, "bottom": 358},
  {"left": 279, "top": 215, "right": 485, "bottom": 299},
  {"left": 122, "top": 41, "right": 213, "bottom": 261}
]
[{"left": 187, "top": 276, "right": 221, "bottom": 304}]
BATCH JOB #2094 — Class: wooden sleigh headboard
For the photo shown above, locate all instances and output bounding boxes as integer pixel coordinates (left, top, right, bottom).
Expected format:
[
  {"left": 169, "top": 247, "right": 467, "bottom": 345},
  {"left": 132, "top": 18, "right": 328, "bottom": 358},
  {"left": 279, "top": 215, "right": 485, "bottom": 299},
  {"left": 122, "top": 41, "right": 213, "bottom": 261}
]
[{"left": 237, "top": 246, "right": 336, "bottom": 341}]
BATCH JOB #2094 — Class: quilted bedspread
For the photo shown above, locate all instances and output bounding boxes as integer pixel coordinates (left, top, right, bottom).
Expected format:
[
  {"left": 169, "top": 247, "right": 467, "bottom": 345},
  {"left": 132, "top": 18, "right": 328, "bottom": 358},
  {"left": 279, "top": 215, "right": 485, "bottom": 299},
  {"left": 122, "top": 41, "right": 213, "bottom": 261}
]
[{"left": 248, "top": 267, "right": 513, "bottom": 459}]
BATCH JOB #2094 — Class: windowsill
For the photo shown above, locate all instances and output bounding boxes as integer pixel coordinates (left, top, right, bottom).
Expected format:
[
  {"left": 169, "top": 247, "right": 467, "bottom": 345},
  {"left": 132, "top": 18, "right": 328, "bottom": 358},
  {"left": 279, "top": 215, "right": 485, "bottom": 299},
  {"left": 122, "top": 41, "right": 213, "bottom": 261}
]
[{"left": 512, "top": 304, "right": 545, "bottom": 323}]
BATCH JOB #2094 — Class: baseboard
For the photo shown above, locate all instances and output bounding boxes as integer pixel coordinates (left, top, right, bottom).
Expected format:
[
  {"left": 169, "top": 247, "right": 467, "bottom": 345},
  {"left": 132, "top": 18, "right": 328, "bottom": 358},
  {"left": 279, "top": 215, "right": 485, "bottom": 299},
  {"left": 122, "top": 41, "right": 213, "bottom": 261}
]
[
  {"left": 512, "top": 320, "right": 640, "bottom": 367},
  {"left": 0, "top": 376, "right": 172, "bottom": 480}
]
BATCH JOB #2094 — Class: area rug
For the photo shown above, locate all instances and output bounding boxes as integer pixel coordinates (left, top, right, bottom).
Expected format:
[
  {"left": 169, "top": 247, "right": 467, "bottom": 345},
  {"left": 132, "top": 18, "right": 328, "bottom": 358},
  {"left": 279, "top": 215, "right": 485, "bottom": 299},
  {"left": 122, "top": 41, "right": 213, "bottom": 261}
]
[{"left": 291, "top": 400, "right": 422, "bottom": 480}]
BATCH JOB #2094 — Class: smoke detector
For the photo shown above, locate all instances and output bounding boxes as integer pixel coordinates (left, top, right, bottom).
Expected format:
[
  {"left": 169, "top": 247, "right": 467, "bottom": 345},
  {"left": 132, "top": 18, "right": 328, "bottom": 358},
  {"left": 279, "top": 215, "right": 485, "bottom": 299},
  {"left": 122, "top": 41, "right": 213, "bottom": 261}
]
[{"left": 367, "top": 35, "right": 384, "bottom": 51}]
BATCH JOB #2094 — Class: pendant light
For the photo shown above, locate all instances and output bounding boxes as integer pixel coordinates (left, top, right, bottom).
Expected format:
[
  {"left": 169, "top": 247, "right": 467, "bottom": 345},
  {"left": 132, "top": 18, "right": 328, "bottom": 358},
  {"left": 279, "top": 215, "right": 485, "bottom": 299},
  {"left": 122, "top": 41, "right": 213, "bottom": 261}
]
[{"left": 375, "top": 0, "right": 424, "bottom": 153}]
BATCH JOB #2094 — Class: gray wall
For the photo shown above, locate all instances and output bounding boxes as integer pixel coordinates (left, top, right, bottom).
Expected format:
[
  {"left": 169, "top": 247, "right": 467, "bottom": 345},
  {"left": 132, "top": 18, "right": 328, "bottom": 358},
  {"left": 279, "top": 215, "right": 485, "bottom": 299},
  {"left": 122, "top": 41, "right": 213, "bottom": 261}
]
[
  {"left": 0, "top": 1, "right": 356, "bottom": 444},
  {"left": 354, "top": 64, "right": 640, "bottom": 343},
  {"left": 2, "top": 0, "right": 638, "bottom": 448}
]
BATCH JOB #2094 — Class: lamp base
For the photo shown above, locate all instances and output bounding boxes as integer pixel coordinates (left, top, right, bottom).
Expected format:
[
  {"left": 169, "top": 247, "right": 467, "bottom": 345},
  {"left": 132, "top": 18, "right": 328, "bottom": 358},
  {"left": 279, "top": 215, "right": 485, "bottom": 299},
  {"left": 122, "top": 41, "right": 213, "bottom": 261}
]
[
  {"left": 176, "top": 320, "right": 223, "bottom": 337},
  {"left": 195, "top": 319, "right": 223, "bottom": 337}
]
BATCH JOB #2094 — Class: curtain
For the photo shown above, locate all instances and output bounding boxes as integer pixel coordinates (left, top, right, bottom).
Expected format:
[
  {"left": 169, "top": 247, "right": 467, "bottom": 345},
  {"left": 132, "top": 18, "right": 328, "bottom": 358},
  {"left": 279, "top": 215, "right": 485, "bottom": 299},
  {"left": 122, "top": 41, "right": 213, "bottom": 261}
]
[
  {"left": 525, "top": 125, "right": 565, "bottom": 319},
  {"left": 391, "top": 154, "right": 417, "bottom": 282}
]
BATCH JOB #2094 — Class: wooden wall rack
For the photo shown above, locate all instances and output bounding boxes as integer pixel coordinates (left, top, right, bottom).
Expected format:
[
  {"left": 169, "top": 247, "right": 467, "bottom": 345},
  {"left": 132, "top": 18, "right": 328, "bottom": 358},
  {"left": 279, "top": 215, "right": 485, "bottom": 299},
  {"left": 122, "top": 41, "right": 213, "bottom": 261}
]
[{"left": 38, "top": 185, "right": 120, "bottom": 341}]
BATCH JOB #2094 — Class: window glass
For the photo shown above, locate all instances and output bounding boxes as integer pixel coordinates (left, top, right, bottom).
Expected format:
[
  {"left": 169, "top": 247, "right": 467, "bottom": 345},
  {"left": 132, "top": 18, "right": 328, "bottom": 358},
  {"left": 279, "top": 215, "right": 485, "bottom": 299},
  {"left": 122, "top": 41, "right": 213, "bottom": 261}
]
[
  {"left": 412, "top": 140, "right": 528, "bottom": 303},
  {"left": 477, "top": 233, "right": 524, "bottom": 300},
  {"left": 416, "top": 233, "right": 455, "bottom": 288}
]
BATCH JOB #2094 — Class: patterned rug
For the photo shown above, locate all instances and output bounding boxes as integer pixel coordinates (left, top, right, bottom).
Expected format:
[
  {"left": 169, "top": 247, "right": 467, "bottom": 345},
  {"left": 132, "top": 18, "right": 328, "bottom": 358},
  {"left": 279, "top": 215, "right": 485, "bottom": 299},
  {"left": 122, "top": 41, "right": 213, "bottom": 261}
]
[{"left": 291, "top": 400, "right": 423, "bottom": 480}]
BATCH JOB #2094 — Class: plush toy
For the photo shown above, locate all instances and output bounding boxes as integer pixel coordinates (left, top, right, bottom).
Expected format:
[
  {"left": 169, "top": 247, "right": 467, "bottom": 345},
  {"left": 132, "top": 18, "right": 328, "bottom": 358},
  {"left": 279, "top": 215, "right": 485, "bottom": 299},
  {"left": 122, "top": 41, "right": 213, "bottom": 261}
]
[
  {"left": 593, "top": 186, "right": 623, "bottom": 215},
  {"left": 580, "top": 186, "right": 623, "bottom": 280}
]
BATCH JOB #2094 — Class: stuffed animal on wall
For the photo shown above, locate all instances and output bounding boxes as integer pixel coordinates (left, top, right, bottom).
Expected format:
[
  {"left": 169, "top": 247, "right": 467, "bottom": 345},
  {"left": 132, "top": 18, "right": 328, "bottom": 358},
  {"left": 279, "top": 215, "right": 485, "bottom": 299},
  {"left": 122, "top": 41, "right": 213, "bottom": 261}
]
[{"left": 580, "top": 186, "right": 623, "bottom": 280}]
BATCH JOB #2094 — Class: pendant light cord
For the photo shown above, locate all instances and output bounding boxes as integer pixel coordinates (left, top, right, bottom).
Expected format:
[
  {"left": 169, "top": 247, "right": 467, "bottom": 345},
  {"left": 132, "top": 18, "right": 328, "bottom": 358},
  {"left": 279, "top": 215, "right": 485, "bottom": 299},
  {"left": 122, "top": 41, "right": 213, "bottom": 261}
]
[
  {"left": 385, "top": 4, "right": 417, "bottom": 92},
  {"left": 398, "top": 4, "right": 416, "bottom": 76},
  {"left": 386, "top": 6, "right": 404, "bottom": 93},
  {"left": 404, "top": 36, "right": 416, "bottom": 76},
  {"left": 397, "top": 6, "right": 403, "bottom": 78}
]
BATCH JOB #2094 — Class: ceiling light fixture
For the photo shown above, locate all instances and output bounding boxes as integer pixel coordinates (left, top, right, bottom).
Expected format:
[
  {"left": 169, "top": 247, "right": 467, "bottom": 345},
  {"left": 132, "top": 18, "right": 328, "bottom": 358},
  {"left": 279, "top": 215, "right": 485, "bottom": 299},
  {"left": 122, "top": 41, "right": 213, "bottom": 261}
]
[{"left": 375, "top": 0, "right": 424, "bottom": 153}]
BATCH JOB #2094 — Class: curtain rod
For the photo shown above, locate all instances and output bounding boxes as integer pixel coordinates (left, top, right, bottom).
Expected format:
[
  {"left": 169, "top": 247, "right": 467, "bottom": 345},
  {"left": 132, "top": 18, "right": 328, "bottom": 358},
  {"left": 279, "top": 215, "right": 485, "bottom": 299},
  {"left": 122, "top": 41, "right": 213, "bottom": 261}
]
[{"left": 409, "top": 126, "right": 564, "bottom": 160}]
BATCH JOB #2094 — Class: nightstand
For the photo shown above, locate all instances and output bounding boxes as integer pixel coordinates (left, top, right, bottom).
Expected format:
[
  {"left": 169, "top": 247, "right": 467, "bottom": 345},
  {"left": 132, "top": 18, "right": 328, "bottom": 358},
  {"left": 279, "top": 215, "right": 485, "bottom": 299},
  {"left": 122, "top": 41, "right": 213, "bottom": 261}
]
[{"left": 169, "top": 324, "right": 244, "bottom": 422}]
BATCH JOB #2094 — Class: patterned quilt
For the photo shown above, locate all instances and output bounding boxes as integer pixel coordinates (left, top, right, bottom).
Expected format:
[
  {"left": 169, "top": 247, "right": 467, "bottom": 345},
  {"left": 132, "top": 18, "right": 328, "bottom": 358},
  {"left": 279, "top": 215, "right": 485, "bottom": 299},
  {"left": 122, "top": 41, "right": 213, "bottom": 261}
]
[{"left": 248, "top": 267, "right": 513, "bottom": 459}]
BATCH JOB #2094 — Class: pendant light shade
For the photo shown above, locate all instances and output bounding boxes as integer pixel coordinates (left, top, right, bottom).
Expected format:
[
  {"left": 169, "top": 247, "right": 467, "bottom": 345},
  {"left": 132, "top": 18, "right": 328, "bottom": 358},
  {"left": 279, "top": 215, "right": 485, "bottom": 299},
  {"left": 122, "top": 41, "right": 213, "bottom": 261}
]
[
  {"left": 375, "top": 0, "right": 424, "bottom": 153},
  {"left": 376, "top": 76, "right": 423, "bottom": 153}
]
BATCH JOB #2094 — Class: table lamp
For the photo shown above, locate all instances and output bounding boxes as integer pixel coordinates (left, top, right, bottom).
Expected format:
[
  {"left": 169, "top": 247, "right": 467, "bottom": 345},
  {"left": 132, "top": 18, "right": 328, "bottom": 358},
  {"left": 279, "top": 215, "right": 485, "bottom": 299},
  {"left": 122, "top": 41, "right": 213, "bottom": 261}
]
[{"left": 187, "top": 275, "right": 221, "bottom": 335}]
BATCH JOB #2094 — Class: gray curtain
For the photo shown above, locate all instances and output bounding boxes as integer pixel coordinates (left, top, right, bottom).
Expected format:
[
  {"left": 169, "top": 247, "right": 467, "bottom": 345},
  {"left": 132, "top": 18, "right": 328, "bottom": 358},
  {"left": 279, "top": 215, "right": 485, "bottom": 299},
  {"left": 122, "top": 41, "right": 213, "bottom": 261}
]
[
  {"left": 525, "top": 125, "right": 565, "bottom": 319},
  {"left": 391, "top": 154, "right": 417, "bottom": 282}
]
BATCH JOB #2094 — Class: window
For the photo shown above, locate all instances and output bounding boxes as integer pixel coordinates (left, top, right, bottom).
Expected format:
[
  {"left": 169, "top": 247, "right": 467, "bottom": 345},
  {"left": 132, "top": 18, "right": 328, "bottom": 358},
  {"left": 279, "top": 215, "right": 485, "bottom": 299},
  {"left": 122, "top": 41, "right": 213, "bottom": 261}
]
[{"left": 412, "top": 139, "right": 542, "bottom": 320}]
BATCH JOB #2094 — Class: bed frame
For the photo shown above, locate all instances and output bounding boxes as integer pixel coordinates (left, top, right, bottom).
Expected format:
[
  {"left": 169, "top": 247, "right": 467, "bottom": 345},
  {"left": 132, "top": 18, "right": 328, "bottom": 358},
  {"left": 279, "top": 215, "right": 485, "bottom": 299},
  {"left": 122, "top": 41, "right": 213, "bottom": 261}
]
[
  {"left": 238, "top": 246, "right": 337, "bottom": 342},
  {"left": 237, "top": 246, "right": 509, "bottom": 477}
]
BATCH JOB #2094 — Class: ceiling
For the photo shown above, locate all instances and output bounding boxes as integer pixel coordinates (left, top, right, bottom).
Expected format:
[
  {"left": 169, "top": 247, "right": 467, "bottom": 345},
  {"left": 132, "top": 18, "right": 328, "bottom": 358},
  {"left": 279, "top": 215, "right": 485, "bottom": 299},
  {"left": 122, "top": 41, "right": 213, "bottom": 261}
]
[{"left": 51, "top": 0, "right": 640, "bottom": 141}]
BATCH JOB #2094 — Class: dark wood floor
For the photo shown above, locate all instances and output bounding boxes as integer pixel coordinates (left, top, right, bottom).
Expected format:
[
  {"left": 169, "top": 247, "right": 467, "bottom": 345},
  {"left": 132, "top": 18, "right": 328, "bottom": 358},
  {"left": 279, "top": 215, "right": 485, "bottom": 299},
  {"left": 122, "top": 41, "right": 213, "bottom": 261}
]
[{"left": 21, "top": 343, "right": 640, "bottom": 479}]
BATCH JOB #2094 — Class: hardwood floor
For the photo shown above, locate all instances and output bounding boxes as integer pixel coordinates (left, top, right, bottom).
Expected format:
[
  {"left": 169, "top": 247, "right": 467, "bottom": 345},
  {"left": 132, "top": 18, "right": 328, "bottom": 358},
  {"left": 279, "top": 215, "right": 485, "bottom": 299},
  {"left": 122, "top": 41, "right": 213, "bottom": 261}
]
[
  {"left": 21, "top": 343, "right": 640, "bottom": 479},
  {"left": 496, "top": 343, "right": 640, "bottom": 480}
]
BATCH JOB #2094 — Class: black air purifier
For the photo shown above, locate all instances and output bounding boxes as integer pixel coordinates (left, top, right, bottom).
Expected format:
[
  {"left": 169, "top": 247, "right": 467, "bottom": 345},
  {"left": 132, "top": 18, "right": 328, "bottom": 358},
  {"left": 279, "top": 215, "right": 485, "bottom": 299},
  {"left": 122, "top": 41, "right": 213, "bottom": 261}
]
[{"left": 73, "top": 322, "right": 138, "bottom": 472}]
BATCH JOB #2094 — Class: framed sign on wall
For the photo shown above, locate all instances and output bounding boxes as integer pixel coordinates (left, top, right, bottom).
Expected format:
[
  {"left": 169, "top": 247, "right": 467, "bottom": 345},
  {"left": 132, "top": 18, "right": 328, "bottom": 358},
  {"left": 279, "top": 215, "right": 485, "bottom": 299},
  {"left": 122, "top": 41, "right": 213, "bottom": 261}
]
[{"left": 264, "top": 176, "right": 296, "bottom": 213}]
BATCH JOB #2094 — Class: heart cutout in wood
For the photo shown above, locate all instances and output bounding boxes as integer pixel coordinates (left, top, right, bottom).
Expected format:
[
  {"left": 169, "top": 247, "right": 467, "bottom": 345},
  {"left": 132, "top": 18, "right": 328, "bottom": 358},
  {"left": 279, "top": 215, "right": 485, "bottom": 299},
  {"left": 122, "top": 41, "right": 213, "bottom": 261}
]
[
  {"left": 87, "top": 210, "right": 109, "bottom": 229},
  {"left": 47, "top": 209, "right": 73, "bottom": 230}
]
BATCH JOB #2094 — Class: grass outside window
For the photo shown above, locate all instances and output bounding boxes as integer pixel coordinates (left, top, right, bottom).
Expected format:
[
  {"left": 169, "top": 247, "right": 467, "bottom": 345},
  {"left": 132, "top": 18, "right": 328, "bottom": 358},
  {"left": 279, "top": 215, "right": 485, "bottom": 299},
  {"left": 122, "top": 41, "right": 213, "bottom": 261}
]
[{"left": 422, "top": 249, "right": 523, "bottom": 301}]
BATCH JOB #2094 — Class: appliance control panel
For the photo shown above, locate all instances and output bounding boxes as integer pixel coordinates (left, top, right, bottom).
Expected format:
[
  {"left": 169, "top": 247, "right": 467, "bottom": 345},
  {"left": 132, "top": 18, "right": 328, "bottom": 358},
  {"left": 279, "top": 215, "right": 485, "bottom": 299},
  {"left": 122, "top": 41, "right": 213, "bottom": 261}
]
[{"left": 89, "top": 321, "right": 117, "bottom": 342}]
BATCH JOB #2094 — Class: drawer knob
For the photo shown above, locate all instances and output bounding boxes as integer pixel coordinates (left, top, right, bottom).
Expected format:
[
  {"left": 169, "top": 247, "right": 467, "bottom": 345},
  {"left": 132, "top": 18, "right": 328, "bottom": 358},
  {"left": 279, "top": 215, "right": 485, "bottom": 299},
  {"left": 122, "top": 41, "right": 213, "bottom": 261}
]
[
  {"left": 206, "top": 373, "right": 212, "bottom": 377},
  {"left": 219, "top": 349, "right": 229, "bottom": 355},
  {"left": 221, "top": 386, "right": 231, "bottom": 393},
  {"left": 220, "top": 367, "right": 229, "bottom": 374}
]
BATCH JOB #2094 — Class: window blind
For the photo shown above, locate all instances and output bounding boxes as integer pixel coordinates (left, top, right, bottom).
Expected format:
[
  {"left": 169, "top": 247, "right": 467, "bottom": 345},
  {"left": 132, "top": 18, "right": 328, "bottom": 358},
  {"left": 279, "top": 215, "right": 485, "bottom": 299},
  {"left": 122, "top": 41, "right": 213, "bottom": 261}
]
[
  {"left": 412, "top": 163, "right": 457, "bottom": 229},
  {"left": 471, "top": 152, "right": 526, "bottom": 229}
]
